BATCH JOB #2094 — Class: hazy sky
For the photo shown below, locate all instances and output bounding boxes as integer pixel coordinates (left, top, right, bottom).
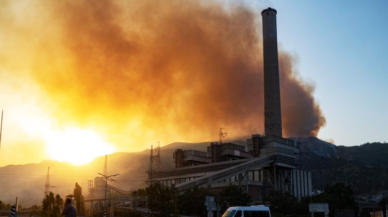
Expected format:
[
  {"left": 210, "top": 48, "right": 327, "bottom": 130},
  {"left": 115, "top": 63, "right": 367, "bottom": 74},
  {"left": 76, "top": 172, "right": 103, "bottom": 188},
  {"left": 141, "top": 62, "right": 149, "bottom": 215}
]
[{"left": 0, "top": 0, "right": 387, "bottom": 166}]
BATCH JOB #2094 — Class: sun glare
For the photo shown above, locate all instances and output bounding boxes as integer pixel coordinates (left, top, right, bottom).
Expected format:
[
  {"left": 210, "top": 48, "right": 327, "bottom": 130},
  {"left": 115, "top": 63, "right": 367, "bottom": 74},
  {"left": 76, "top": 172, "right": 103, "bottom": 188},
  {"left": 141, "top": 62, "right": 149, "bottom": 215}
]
[{"left": 46, "top": 128, "right": 116, "bottom": 165}]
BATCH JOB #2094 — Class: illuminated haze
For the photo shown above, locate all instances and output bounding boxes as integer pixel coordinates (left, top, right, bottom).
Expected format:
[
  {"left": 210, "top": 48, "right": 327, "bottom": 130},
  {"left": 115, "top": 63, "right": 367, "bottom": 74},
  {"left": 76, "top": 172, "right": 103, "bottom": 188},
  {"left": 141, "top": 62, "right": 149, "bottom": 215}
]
[{"left": 0, "top": 0, "right": 325, "bottom": 163}]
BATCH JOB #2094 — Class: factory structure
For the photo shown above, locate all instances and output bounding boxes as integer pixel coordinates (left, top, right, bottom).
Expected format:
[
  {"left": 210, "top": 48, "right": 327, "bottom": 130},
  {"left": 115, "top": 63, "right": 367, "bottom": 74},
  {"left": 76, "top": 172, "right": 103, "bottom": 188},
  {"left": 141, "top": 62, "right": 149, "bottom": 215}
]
[
  {"left": 147, "top": 7, "right": 312, "bottom": 203},
  {"left": 85, "top": 8, "right": 312, "bottom": 212}
]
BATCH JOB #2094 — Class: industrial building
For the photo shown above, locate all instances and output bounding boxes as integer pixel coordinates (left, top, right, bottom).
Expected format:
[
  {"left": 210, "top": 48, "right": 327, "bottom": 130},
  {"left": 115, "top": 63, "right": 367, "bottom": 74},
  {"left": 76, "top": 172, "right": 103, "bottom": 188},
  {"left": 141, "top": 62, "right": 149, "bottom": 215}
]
[
  {"left": 85, "top": 8, "right": 313, "bottom": 213},
  {"left": 149, "top": 134, "right": 311, "bottom": 202},
  {"left": 147, "top": 7, "right": 312, "bottom": 203}
]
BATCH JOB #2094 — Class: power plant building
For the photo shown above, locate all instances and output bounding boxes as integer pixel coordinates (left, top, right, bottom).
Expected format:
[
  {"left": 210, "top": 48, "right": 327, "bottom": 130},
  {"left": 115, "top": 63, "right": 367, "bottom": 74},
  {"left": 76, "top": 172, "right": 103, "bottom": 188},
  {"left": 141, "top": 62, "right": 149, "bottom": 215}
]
[
  {"left": 84, "top": 8, "right": 313, "bottom": 213},
  {"left": 148, "top": 8, "right": 312, "bottom": 202}
]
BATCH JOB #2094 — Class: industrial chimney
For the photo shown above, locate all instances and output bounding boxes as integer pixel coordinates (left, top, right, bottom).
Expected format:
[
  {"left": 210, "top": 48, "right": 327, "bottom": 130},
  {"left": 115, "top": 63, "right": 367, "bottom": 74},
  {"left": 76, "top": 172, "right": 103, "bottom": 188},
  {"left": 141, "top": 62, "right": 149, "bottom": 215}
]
[{"left": 262, "top": 8, "right": 282, "bottom": 137}]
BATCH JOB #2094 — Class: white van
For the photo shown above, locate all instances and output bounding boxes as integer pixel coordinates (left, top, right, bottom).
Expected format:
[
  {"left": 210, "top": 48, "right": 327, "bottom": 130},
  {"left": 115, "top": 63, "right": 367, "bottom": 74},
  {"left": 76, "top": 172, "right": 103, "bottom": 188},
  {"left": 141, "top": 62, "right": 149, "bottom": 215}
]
[{"left": 221, "top": 206, "right": 271, "bottom": 217}]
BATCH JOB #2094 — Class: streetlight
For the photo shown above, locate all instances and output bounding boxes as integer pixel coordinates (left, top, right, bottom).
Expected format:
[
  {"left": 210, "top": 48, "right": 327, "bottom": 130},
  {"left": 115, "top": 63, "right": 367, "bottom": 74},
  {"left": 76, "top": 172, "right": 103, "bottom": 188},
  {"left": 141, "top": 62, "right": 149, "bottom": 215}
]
[{"left": 98, "top": 173, "right": 119, "bottom": 217}]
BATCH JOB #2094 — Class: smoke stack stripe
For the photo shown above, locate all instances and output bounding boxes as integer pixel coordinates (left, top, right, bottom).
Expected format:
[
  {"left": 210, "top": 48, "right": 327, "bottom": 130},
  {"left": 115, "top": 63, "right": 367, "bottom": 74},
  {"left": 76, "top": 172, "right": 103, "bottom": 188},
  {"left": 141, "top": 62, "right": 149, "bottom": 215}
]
[{"left": 262, "top": 8, "right": 282, "bottom": 137}]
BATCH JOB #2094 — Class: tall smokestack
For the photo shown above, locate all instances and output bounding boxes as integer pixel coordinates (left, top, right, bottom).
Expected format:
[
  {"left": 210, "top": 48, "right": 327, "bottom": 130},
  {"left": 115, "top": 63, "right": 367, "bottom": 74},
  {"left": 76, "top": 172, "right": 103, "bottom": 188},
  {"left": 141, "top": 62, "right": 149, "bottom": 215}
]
[{"left": 262, "top": 8, "right": 282, "bottom": 137}]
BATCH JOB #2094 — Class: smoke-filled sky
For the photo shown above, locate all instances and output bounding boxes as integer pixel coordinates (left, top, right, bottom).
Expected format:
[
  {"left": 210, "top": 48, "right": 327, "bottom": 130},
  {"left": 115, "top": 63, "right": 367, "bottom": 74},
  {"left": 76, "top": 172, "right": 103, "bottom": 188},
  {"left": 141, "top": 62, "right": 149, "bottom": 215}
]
[{"left": 0, "top": 0, "right": 386, "bottom": 166}]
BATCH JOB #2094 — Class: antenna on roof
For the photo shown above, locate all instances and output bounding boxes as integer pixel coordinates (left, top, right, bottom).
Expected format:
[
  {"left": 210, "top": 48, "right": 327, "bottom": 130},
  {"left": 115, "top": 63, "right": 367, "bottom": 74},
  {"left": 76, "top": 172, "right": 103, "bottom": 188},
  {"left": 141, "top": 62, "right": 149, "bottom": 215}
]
[{"left": 219, "top": 128, "right": 227, "bottom": 144}]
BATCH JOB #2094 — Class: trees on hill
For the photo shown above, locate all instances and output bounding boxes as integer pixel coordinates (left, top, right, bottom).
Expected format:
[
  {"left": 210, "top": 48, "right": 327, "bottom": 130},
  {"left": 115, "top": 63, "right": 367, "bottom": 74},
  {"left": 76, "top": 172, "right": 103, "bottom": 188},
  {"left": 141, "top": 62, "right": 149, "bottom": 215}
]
[
  {"left": 143, "top": 183, "right": 251, "bottom": 217},
  {"left": 146, "top": 182, "right": 178, "bottom": 217},
  {"left": 266, "top": 183, "right": 357, "bottom": 217},
  {"left": 218, "top": 184, "right": 252, "bottom": 212},
  {"left": 73, "top": 182, "right": 85, "bottom": 216},
  {"left": 313, "top": 183, "right": 357, "bottom": 217},
  {"left": 266, "top": 190, "right": 308, "bottom": 216},
  {"left": 42, "top": 192, "right": 63, "bottom": 217},
  {"left": 0, "top": 201, "right": 11, "bottom": 210},
  {"left": 41, "top": 182, "right": 85, "bottom": 217},
  {"left": 178, "top": 186, "right": 210, "bottom": 216}
]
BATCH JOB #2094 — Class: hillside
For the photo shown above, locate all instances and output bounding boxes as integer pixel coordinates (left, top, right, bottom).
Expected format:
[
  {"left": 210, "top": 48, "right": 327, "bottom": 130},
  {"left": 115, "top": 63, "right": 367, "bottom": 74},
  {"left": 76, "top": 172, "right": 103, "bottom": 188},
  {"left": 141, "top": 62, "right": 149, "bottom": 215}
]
[
  {"left": 298, "top": 142, "right": 388, "bottom": 194},
  {"left": 0, "top": 140, "right": 213, "bottom": 206},
  {"left": 337, "top": 142, "right": 388, "bottom": 168},
  {"left": 1, "top": 138, "right": 387, "bottom": 207}
]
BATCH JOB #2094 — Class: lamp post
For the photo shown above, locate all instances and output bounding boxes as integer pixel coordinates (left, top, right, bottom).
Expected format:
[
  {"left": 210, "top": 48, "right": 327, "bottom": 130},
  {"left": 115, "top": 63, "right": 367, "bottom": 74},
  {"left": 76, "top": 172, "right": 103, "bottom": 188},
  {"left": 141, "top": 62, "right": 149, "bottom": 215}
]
[{"left": 98, "top": 173, "right": 119, "bottom": 217}]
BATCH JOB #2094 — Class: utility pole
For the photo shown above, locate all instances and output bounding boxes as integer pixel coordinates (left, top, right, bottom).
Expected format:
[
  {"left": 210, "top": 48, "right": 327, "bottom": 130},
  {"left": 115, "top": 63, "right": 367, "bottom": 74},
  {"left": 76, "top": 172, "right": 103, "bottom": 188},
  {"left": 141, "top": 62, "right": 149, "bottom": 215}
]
[
  {"left": 44, "top": 167, "right": 54, "bottom": 195},
  {"left": 155, "top": 141, "right": 161, "bottom": 172},
  {"left": 0, "top": 110, "right": 3, "bottom": 152},
  {"left": 44, "top": 167, "right": 56, "bottom": 195},
  {"left": 97, "top": 173, "right": 119, "bottom": 217},
  {"left": 103, "top": 155, "right": 108, "bottom": 176},
  {"left": 147, "top": 145, "right": 154, "bottom": 184},
  {"left": 0, "top": 110, "right": 3, "bottom": 167},
  {"left": 147, "top": 142, "right": 162, "bottom": 185}
]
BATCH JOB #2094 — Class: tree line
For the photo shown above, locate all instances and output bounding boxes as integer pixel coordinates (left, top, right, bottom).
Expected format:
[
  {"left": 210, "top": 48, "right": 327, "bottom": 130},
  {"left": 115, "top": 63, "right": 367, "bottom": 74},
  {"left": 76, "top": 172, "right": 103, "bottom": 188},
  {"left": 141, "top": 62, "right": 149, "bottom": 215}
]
[
  {"left": 3, "top": 182, "right": 384, "bottom": 217},
  {"left": 137, "top": 182, "right": 379, "bottom": 217},
  {"left": 0, "top": 182, "right": 86, "bottom": 217},
  {"left": 41, "top": 182, "right": 85, "bottom": 217},
  {"left": 131, "top": 183, "right": 251, "bottom": 217}
]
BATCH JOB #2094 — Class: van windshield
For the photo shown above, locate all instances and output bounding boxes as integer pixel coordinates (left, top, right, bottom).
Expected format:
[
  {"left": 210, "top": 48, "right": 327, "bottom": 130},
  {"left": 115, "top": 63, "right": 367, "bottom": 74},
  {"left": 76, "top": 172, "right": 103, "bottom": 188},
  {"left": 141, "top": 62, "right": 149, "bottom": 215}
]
[
  {"left": 222, "top": 210, "right": 236, "bottom": 217},
  {"left": 243, "top": 211, "right": 270, "bottom": 217}
]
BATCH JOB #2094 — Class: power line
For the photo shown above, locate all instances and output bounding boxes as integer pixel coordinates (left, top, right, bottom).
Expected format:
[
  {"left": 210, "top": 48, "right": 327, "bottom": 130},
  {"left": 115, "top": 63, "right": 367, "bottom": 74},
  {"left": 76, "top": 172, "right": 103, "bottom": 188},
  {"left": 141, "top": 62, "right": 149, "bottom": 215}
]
[{"left": 44, "top": 167, "right": 52, "bottom": 195}]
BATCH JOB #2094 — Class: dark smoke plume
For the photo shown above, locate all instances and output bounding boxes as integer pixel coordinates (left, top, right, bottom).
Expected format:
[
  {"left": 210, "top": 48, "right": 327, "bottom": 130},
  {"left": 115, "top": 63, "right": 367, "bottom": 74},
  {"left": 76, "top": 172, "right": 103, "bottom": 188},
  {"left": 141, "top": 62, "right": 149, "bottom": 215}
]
[{"left": 3, "top": 0, "right": 325, "bottom": 150}]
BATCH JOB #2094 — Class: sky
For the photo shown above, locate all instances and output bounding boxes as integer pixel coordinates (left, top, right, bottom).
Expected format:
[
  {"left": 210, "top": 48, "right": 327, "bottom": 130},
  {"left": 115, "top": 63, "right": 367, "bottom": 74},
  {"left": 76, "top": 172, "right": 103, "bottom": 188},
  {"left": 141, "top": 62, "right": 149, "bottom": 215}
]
[
  {"left": 0, "top": 0, "right": 387, "bottom": 167},
  {"left": 260, "top": 0, "right": 388, "bottom": 146}
]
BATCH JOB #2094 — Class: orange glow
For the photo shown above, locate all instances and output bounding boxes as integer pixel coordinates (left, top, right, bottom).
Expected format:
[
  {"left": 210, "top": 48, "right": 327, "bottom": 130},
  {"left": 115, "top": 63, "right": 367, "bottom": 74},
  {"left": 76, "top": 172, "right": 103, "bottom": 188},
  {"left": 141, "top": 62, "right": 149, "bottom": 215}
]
[
  {"left": 0, "top": 0, "right": 326, "bottom": 166},
  {"left": 46, "top": 128, "right": 116, "bottom": 165}
]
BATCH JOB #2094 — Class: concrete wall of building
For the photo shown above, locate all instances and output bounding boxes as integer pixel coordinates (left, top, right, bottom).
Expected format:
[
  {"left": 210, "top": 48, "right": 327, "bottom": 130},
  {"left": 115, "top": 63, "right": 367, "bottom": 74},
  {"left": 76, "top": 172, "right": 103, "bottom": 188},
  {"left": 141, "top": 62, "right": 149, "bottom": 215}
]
[{"left": 292, "top": 169, "right": 312, "bottom": 200}]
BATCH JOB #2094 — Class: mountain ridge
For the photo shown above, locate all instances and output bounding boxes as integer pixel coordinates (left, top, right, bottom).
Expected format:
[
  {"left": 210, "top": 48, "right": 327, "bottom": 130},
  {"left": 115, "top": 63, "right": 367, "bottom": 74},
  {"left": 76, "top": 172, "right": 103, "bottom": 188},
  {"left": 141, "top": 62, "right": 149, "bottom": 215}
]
[{"left": 0, "top": 137, "right": 386, "bottom": 207}]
